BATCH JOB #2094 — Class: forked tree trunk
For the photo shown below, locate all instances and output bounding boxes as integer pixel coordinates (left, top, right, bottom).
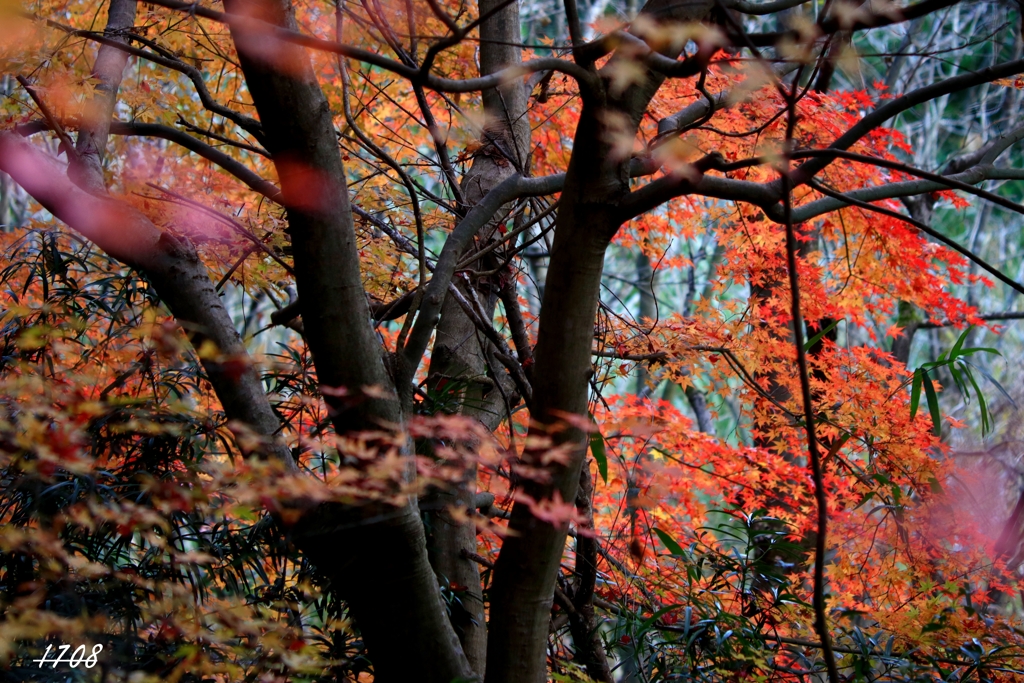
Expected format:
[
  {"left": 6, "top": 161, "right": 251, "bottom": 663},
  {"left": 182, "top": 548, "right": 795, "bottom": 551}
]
[
  {"left": 486, "top": 4, "right": 714, "bottom": 681},
  {"left": 220, "top": 0, "right": 472, "bottom": 680},
  {"left": 423, "top": 0, "right": 532, "bottom": 673}
]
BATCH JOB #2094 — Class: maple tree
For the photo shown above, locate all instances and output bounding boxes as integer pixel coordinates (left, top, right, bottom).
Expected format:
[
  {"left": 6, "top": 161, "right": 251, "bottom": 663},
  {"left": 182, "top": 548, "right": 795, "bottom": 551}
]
[{"left": 3, "top": 0, "right": 1024, "bottom": 681}]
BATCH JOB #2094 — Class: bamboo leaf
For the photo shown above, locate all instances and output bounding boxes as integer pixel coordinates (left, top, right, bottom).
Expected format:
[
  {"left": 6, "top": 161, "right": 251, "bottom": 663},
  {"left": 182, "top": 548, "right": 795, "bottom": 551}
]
[
  {"left": 922, "top": 371, "right": 942, "bottom": 437},
  {"left": 910, "top": 368, "right": 923, "bottom": 419},
  {"left": 588, "top": 412, "right": 608, "bottom": 484},
  {"left": 963, "top": 364, "right": 991, "bottom": 435},
  {"left": 654, "top": 527, "right": 685, "bottom": 557},
  {"left": 803, "top": 318, "right": 840, "bottom": 352},
  {"left": 948, "top": 326, "right": 972, "bottom": 360}
]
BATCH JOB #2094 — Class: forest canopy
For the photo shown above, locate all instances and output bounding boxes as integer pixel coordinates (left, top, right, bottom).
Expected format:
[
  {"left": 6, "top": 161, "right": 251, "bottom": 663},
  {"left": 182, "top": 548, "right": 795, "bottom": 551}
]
[{"left": 2, "top": 0, "right": 1024, "bottom": 681}]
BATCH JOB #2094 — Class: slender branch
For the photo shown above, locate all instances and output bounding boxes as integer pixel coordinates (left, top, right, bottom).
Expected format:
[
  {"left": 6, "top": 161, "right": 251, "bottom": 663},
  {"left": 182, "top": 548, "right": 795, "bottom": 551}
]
[
  {"left": 591, "top": 349, "right": 667, "bottom": 361},
  {"left": 17, "top": 118, "right": 280, "bottom": 201},
  {"left": 337, "top": 5, "right": 427, "bottom": 287},
  {"left": 136, "top": 0, "right": 599, "bottom": 95},
  {"left": 144, "top": 183, "right": 293, "bottom": 274},
  {"left": 16, "top": 77, "right": 78, "bottom": 160},
  {"left": 791, "top": 149, "right": 1024, "bottom": 217},
  {"left": 446, "top": 282, "right": 533, "bottom": 405},
  {"left": 176, "top": 118, "right": 269, "bottom": 156},
  {"left": 353, "top": 205, "right": 434, "bottom": 270},
  {"left": 397, "top": 173, "right": 562, "bottom": 383},
  {"left": 788, "top": 165, "right": 1024, "bottom": 223},
  {"left": 37, "top": 18, "right": 265, "bottom": 139},
  {"left": 271, "top": 291, "right": 416, "bottom": 328},
  {"left": 115, "top": 122, "right": 282, "bottom": 199},
  {"left": 781, "top": 84, "right": 839, "bottom": 683},
  {"left": 807, "top": 178, "right": 1024, "bottom": 297},
  {"left": 499, "top": 281, "right": 534, "bottom": 367},
  {"left": 423, "top": 0, "right": 459, "bottom": 32},
  {"left": 455, "top": 200, "right": 557, "bottom": 270},
  {"left": 918, "top": 312, "right": 1024, "bottom": 329},
  {"left": 412, "top": 84, "right": 466, "bottom": 210},
  {"left": 790, "top": 55, "right": 1024, "bottom": 184}
]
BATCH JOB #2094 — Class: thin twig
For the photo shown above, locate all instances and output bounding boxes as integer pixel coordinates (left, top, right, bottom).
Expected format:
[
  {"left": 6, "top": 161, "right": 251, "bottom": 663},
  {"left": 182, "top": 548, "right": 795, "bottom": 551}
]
[
  {"left": 16, "top": 76, "right": 77, "bottom": 160},
  {"left": 781, "top": 81, "right": 840, "bottom": 683},
  {"left": 808, "top": 178, "right": 1024, "bottom": 297},
  {"left": 143, "top": 183, "right": 293, "bottom": 275}
]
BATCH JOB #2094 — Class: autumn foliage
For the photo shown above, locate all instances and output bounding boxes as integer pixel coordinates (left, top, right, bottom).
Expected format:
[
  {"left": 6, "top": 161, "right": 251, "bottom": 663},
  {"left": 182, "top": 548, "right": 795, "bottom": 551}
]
[{"left": 2, "top": 0, "right": 1024, "bottom": 681}]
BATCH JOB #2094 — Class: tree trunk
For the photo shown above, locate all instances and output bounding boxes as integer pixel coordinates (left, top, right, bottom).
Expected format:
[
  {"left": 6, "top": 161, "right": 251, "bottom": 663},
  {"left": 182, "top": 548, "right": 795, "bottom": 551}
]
[
  {"left": 422, "top": 0, "right": 532, "bottom": 674},
  {"left": 486, "top": 5, "right": 713, "bottom": 680},
  {"left": 568, "top": 465, "right": 613, "bottom": 682},
  {"left": 220, "top": 0, "right": 471, "bottom": 680},
  {"left": 72, "top": 0, "right": 136, "bottom": 192},
  {"left": 486, "top": 105, "right": 621, "bottom": 683},
  {"left": 635, "top": 251, "right": 656, "bottom": 396}
]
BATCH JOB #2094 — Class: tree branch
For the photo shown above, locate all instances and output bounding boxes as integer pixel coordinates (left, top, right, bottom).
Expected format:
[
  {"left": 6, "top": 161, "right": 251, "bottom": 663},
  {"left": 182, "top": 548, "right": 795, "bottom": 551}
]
[
  {"left": 139, "top": 0, "right": 600, "bottom": 95},
  {"left": 786, "top": 165, "right": 1024, "bottom": 223},
  {"left": 807, "top": 178, "right": 1024, "bottom": 297},
  {"left": 738, "top": 0, "right": 963, "bottom": 48},
  {"left": 37, "top": 17, "right": 265, "bottom": 140},
  {"left": 779, "top": 94, "right": 839, "bottom": 683},
  {"left": 724, "top": 0, "right": 812, "bottom": 14},
  {"left": 0, "top": 131, "right": 294, "bottom": 466},
  {"left": 791, "top": 148, "right": 1024, "bottom": 217},
  {"left": 790, "top": 56, "right": 1024, "bottom": 184},
  {"left": 397, "top": 173, "right": 563, "bottom": 385},
  {"left": 918, "top": 311, "right": 1024, "bottom": 329}
]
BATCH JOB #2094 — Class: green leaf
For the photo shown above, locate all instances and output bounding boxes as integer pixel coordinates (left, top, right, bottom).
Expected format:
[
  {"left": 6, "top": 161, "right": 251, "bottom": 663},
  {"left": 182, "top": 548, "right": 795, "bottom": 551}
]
[
  {"left": 853, "top": 491, "right": 876, "bottom": 509},
  {"left": 965, "top": 359, "right": 1015, "bottom": 407},
  {"left": 963, "top": 365, "right": 991, "bottom": 435},
  {"left": 803, "top": 318, "right": 840, "bottom": 352},
  {"left": 922, "top": 370, "right": 942, "bottom": 437},
  {"left": 910, "top": 368, "right": 923, "bottom": 419},
  {"left": 956, "top": 346, "right": 1000, "bottom": 357},
  {"left": 948, "top": 360, "right": 967, "bottom": 398},
  {"left": 589, "top": 423, "right": 608, "bottom": 484},
  {"left": 639, "top": 603, "right": 683, "bottom": 635},
  {"left": 654, "top": 527, "right": 685, "bottom": 557},
  {"left": 948, "top": 326, "right": 972, "bottom": 360}
]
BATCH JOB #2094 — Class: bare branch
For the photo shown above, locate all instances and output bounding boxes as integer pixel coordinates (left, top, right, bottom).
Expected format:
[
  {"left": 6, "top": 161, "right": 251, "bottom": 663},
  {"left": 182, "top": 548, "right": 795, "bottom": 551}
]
[
  {"left": 787, "top": 165, "right": 1024, "bottom": 223},
  {"left": 739, "top": 0, "right": 964, "bottom": 48},
  {"left": 791, "top": 148, "right": 1024, "bottom": 217},
  {"left": 724, "top": 0, "right": 813, "bottom": 14}
]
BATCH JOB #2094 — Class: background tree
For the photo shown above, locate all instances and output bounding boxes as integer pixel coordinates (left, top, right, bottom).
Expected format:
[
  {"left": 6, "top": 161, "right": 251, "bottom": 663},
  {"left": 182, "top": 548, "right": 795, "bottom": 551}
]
[{"left": 3, "top": 0, "right": 1024, "bottom": 682}]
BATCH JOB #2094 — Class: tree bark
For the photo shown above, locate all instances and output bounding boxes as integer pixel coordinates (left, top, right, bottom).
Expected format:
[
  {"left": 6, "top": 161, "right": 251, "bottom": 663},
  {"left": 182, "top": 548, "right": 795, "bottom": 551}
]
[
  {"left": 568, "top": 466, "right": 613, "bottom": 682},
  {"left": 72, "top": 0, "right": 136, "bottom": 192},
  {"left": 422, "top": 0, "right": 532, "bottom": 673},
  {"left": 220, "top": 0, "right": 472, "bottom": 680},
  {"left": 485, "top": 4, "right": 713, "bottom": 681}
]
